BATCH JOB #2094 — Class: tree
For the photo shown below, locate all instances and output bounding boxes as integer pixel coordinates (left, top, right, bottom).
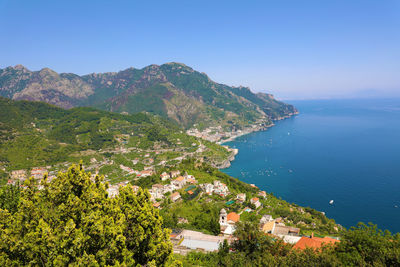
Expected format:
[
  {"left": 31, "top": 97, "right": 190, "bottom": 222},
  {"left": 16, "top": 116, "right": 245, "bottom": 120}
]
[
  {"left": 335, "top": 222, "right": 400, "bottom": 266},
  {"left": 0, "top": 163, "right": 173, "bottom": 266},
  {"left": 0, "top": 182, "right": 20, "bottom": 213}
]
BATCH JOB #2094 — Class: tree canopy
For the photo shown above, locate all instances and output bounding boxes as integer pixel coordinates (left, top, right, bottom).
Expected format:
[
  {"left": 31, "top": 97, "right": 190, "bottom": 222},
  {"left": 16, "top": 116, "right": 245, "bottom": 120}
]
[{"left": 0, "top": 163, "right": 173, "bottom": 266}]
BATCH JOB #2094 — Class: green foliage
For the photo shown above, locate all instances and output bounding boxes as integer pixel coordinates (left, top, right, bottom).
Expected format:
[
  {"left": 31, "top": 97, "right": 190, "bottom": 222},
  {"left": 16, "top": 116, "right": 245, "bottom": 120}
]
[
  {"left": 0, "top": 163, "right": 173, "bottom": 266},
  {"left": 335, "top": 222, "right": 400, "bottom": 266},
  {"left": 0, "top": 183, "right": 20, "bottom": 213},
  {"left": 180, "top": 221, "right": 400, "bottom": 266}
]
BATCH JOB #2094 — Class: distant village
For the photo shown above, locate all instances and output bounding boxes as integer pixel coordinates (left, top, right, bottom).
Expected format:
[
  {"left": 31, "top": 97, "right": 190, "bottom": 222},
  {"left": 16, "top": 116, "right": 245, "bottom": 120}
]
[{"left": 186, "top": 122, "right": 271, "bottom": 144}]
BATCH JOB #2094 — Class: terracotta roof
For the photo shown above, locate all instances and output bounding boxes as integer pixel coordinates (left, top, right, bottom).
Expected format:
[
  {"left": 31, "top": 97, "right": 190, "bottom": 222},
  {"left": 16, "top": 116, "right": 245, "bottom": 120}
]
[
  {"left": 175, "top": 176, "right": 185, "bottom": 182},
  {"left": 187, "top": 190, "right": 194, "bottom": 195},
  {"left": 262, "top": 221, "right": 275, "bottom": 233},
  {"left": 171, "top": 192, "right": 180, "bottom": 198},
  {"left": 293, "top": 236, "right": 340, "bottom": 250},
  {"left": 227, "top": 212, "right": 240, "bottom": 223},
  {"left": 251, "top": 197, "right": 259, "bottom": 202},
  {"left": 152, "top": 184, "right": 164, "bottom": 189}
]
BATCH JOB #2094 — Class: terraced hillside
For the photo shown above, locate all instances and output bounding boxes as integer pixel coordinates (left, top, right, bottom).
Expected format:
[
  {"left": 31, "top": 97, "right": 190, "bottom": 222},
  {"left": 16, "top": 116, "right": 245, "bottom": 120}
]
[{"left": 0, "top": 97, "right": 232, "bottom": 184}]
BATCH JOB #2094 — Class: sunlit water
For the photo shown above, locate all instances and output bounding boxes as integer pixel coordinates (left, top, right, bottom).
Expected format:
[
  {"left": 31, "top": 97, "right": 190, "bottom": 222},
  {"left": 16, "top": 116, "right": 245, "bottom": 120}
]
[{"left": 222, "top": 99, "right": 400, "bottom": 233}]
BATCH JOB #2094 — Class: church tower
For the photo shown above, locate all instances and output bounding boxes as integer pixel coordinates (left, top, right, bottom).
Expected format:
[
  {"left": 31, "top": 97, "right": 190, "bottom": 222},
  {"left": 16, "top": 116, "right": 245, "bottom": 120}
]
[{"left": 219, "top": 208, "right": 227, "bottom": 225}]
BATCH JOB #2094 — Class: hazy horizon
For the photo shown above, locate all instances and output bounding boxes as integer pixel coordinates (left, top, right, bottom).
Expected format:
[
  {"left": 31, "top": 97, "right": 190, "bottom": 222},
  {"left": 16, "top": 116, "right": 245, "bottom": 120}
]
[{"left": 1, "top": 0, "right": 399, "bottom": 100}]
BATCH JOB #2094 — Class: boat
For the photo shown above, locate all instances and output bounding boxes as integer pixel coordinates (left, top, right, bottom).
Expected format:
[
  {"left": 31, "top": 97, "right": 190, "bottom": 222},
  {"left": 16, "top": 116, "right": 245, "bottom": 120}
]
[{"left": 329, "top": 200, "right": 334, "bottom": 205}]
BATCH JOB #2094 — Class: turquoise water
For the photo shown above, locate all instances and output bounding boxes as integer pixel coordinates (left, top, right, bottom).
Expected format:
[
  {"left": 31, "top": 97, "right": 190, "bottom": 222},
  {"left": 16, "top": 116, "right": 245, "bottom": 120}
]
[{"left": 222, "top": 99, "right": 400, "bottom": 233}]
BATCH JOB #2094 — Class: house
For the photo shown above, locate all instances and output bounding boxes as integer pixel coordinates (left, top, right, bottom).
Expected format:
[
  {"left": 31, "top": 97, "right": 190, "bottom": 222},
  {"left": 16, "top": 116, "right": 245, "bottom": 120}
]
[
  {"left": 173, "top": 229, "right": 230, "bottom": 252},
  {"left": 163, "top": 184, "right": 175, "bottom": 194},
  {"left": 250, "top": 197, "right": 262, "bottom": 209},
  {"left": 152, "top": 184, "right": 164, "bottom": 194},
  {"left": 236, "top": 193, "right": 246, "bottom": 202},
  {"left": 131, "top": 185, "right": 140, "bottom": 193},
  {"left": 149, "top": 184, "right": 164, "bottom": 200},
  {"left": 30, "top": 167, "right": 47, "bottom": 179},
  {"left": 219, "top": 211, "right": 240, "bottom": 235},
  {"left": 278, "top": 235, "right": 302, "bottom": 245},
  {"left": 213, "top": 180, "right": 229, "bottom": 196},
  {"left": 258, "top": 191, "right": 267, "bottom": 198},
  {"left": 260, "top": 214, "right": 273, "bottom": 224},
  {"left": 10, "top": 170, "right": 26, "bottom": 181},
  {"left": 261, "top": 221, "right": 276, "bottom": 233},
  {"left": 227, "top": 212, "right": 240, "bottom": 224},
  {"left": 140, "top": 169, "right": 154, "bottom": 177},
  {"left": 120, "top": 164, "right": 135, "bottom": 175},
  {"left": 172, "top": 176, "right": 186, "bottom": 189},
  {"left": 170, "top": 170, "right": 180, "bottom": 178},
  {"left": 186, "top": 177, "right": 197, "bottom": 184},
  {"left": 272, "top": 225, "right": 300, "bottom": 236},
  {"left": 201, "top": 183, "right": 214, "bottom": 195},
  {"left": 293, "top": 234, "right": 340, "bottom": 250},
  {"left": 153, "top": 202, "right": 161, "bottom": 209},
  {"left": 143, "top": 166, "right": 154, "bottom": 171},
  {"left": 107, "top": 184, "right": 120, "bottom": 198},
  {"left": 160, "top": 172, "right": 170, "bottom": 181},
  {"left": 170, "top": 192, "right": 181, "bottom": 202}
]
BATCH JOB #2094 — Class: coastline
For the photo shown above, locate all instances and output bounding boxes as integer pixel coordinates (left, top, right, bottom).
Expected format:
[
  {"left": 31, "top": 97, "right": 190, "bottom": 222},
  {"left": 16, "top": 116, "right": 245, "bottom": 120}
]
[
  {"left": 216, "top": 111, "right": 299, "bottom": 169},
  {"left": 219, "top": 112, "right": 299, "bottom": 145}
]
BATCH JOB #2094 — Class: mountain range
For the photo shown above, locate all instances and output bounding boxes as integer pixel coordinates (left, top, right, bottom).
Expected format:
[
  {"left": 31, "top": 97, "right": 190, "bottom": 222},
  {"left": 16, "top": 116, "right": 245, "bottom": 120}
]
[{"left": 0, "top": 63, "right": 297, "bottom": 129}]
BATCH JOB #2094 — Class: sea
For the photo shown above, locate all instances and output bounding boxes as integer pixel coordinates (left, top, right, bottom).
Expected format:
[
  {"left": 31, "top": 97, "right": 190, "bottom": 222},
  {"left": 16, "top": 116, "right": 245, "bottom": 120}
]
[{"left": 222, "top": 98, "right": 400, "bottom": 233}]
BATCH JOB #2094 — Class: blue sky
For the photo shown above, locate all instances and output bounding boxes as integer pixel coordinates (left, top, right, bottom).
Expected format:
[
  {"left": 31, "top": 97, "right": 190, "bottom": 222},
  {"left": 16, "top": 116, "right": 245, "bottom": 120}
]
[{"left": 0, "top": 0, "right": 399, "bottom": 99}]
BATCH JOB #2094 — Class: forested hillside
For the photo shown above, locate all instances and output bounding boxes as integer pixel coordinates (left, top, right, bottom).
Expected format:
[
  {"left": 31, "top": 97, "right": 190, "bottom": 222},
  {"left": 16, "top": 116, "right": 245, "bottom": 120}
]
[{"left": 0, "top": 63, "right": 297, "bottom": 129}]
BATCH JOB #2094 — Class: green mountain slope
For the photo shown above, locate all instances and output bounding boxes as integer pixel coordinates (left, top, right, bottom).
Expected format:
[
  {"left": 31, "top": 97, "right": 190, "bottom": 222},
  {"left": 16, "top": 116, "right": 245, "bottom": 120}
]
[
  {"left": 0, "top": 97, "right": 231, "bottom": 176},
  {"left": 0, "top": 63, "right": 297, "bottom": 129}
]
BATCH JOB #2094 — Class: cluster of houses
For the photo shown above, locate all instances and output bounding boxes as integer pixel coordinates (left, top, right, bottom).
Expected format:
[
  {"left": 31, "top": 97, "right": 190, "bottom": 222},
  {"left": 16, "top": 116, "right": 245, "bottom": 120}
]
[
  {"left": 8, "top": 167, "right": 58, "bottom": 185},
  {"left": 186, "top": 126, "right": 226, "bottom": 142},
  {"left": 258, "top": 214, "right": 339, "bottom": 249},
  {"left": 119, "top": 164, "right": 155, "bottom": 178},
  {"left": 149, "top": 171, "right": 198, "bottom": 205},
  {"left": 107, "top": 181, "right": 140, "bottom": 198},
  {"left": 259, "top": 214, "right": 301, "bottom": 239},
  {"left": 200, "top": 180, "right": 230, "bottom": 197}
]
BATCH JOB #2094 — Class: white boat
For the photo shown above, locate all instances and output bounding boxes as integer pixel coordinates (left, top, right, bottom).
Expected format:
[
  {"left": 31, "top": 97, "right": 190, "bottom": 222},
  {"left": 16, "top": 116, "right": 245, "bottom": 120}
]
[{"left": 329, "top": 200, "right": 334, "bottom": 205}]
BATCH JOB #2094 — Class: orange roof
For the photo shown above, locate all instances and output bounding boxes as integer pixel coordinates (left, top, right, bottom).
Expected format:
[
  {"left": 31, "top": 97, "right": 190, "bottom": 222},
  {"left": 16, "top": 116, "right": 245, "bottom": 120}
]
[
  {"left": 262, "top": 221, "right": 275, "bottom": 233},
  {"left": 175, "top": 176, "right": 185, "bottom": 182},
  {"left": 227, "top": 212, "right": 240, "bottom": 223},
  {"left": 153, "top": 202, "right": 160, "bottom": 208},
  {"left": 187, "top": 190, "right": 194, "bottom": 195},
  {"left": 293, "top": 236, "right": 340, "bottom": 250},
  {"left": 251, "top": 197, "right": 259, "bottom": 202},
  {"left": 171, "top": 192, "right": 180, "bottom": 198}
]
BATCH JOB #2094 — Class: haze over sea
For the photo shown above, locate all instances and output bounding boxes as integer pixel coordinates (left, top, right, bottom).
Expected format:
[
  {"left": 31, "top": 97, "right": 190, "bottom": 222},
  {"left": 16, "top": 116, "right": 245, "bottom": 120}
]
[{"left": 223, "top": 98, "right": 400, "bottom": 233}]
